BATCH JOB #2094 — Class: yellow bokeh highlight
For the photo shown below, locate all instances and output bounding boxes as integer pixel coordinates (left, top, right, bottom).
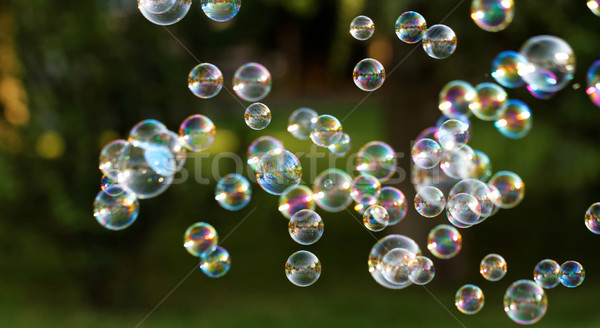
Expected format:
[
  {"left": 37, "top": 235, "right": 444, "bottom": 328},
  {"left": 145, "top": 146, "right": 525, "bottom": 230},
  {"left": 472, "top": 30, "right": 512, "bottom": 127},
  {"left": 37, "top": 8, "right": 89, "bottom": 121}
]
[{"left": 36, "top": 131, "right": 65, "bottom": 159}]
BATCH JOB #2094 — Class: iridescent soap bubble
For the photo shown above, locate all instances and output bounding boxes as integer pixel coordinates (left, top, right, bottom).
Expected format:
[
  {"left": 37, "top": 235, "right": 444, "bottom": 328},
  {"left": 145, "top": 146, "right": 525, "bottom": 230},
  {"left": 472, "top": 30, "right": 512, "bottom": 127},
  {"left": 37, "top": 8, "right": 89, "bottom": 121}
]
[
  {"left": 414, "top": 186, "right": 446, "bottom": 218},
  {"left": 355, "top": 141, "right": 397, "bottom": 182},
  {"left": 200, "top": 0, "right": 241, "bottom": 22},
  {"left": 473, "top": 83, "right": 507, "bottom": 121},
  {"left": 449, "top": 179, "right": 496, "bottom": 219},
  {"left": 100, "top": 174, "right": 119, "bottom": 194},
  {"left": 138, "top": 0, "right": 192, "bottom": 26},
  {"left": 129, "top": 119, "right": 168, "bottom": 143},
  {"left": 151, "top": 130, "right": 187, "bottom": 172},
  {"left": 439, "top": 81, "right": 478, "bottom": 119},
  {"left": 377, "top": 187, "right": 408, "bottom": 225},
  {"left": 480, "top": 253, "right": 507, "bottom": 281},
  {"left": 289, "top": 210, "right": 324, "bottom": 245},
  {"left": 118, "top": 142, "right": 174, "bottom": 199},
  {"left": 534, "top": 259, "right": 560, "bottom": 289},
  {"left": 288, "top": 107, "right": 318, "bottom": 140},
  {"left": 200, "top": 246, "right": 231, "bottom": 278},
  {"left": 492, "top": 51, "right": 528, "bottom": 88},
  {"left": 350, "top": 173, "right": 380, "bottom": 205},
  {"left": 409, "top": 256, "right": 435, "bottom": 285},
  {"left": 504, "top": 280, "right": 547, "bottom": 325},
  {"left": 233, "top": 62, "right": 272, "bottom": 102},
  {"left": 437, "top": 119, "right": 470, "bottom": 150},
  {"left": 488, "top": 171, "right": 524, "bottom": 209},
  {"left": 215, "top": 173, "right": 251, "bottom": 211},
  {"left": 495, "top": 99, "right": 532, "bottom": 139},
  {"left": 447, "top": 193, "right": 481, "bottom": 226},
  {"left": 353, "top": 58, "right": 386, "bottom": 92},
  {"left": 585, "top": 202, "right": 600, "bottom": 234},
  {"left": 99, "top": 139, "right": 127, "bottom": 180},
  {"left": 381, "top": 248, "right": 416, "bottom": 284},
  {"left": 395, "top": 11, "right": 427, "bottom": 44},
  {"left": 422, "top": 24, "right": 457, "bottom": 60},
  {"left": 310, "top": 114, "right": 343, "bottom": 148},
  {"left": 93, "top": 186, "right": 139, "bottom": 231},
  {"left": 279, "top": 185, "right": 316, "bottom": 219},
  {"left": 329, "top": 133, "right": 351, "bottom": 157},
  {"left": 313, "top": 169, "right": 352, "bottom": 212},
  {"left": 183, "top": 222, "right": 218, "bottom": 258},
  {"left": 247, "top": 136, "right": 283, "bottom": 171},
  {"left": 349, "top": 15, "right": 374, "bottom": 41},
  {"left": 412, "top": 138, "right": 442, "bottom": 169},
  {"left": 527, "top": 84, "right": 556, "bottom": 100},
  {"left": 179, "top": 114, "right": 216, "bottom": 151},
  {"left": 455, "top": 284, "right": 484, "bottom": 315},
  {"left": 471, "top": 150, "right": 492, "bottom": 181},
  {"left": 440, "top": 144, "right": 475, "bottom": 180},
  {"left": 589, "top": 0, "right": 600, "bottom": 16},
  {"left": 244, "top": 102, "right": 271, "bottom": 130},
  {"left": 363, "top": 205, "right": 389, "bottom": 232},
  {"left": 520, "top": 35, "right": 575, "bottom": 93},
  {"left": 285, "top": 250, "right": 321, "bottom": 287},
  {"left": 427, "top": 224, "right": 462, "bottom": 259},
  {"left": 560, "top": 261, "right": 585, "bottom": 288},
  {"left": 586, "top": 60, "right": 600, "bottom": 107},
  {"left": 188, "top": 63, "right": 223, "bottom": 99},
  {"left": 471, "top": 0, "right": 514, "bottom": 32},
  {"left": 368, "top": 234, "right": 421, "bottom": 289},
  {"left": 256, "top": 149, "right": 302, "bottom": 195}
]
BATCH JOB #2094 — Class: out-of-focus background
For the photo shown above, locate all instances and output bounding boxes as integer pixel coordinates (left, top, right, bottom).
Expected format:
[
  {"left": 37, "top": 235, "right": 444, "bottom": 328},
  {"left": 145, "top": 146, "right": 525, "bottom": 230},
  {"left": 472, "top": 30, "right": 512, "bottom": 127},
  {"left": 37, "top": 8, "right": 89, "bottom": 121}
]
[{"left": 1, "top": 0, "right": 600, "bottom": 327}]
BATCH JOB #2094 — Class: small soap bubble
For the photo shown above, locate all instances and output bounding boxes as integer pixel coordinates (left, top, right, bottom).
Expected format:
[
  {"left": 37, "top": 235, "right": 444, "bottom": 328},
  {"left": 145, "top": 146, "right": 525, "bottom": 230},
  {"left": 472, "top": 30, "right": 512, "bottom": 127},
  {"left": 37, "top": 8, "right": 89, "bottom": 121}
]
[
  {"left": 350, "top": 173, "right": 381, "bottom": 205},
  {"left": 422, "top": 24, "right": 457, "bottom": 60},
  {"left": 491, "top": 51, "right": 528, "bottom": 88},
  {"left": 533, "top": 259, "right": 560, "bottom": 289},
  {"left": 471, "top": 150, "right": 492, "bottom": 181},
  {"left": 437, "top": 119, "right": 470, "bottom": 150},
  {"left": 200, "top": 246, "right": 231, "bottom": 278},
  {"left": 179, "top": 114, "right": 216, "bottom": 152},
  {"left": 473, "top": 83, "right": 507, "bottom": 121},
  {"left": 447, "top": 193, "right": 481, "bottom": 226},
  {"left": 353, "top": 58, "right": 386, "bottom": 92},
  {"left": 200, "top": 0, "right": 241, "bottom": 22},
  {"left": 188, "top": 63, "right": 223, "bottom": 99},
  {"left": 412, "top": 138, "right": 442, "bottom": 169},
  {"left": 363, "top": 205, "right": 389, "bottom": 232},
  {"left": 215, "top": 173, "right": 251, "bottom": 211},
  {"left": 313, "top": 169, "right": 353, "bottom": 212},
  {"left": 256, "top": 149, "right": 302, "bottom": 195},
  {"left": 439, "top": 81, "right": 478, "bottom": 119},
  {"left": 355, "top": 141, "right": 397, "bottom": 182},
  {"left": 138, "top": 0, "right": 192, "bottom": 26},
  {"left": 247, "top": 136, "right": 283, "bottom": 171},
  {"left": 585, "top": 202, "right": 600, "bottom": 234},
  {"left": 560, "top": 261, "right": 585, "bottom": 288},
  {"left": 504, "top": 280, "right": 547, "bottom": 325},
  {"left": 520, "top": 35, "right": 575, "bottom": 93},
  {"left": 488, "top": 171, "right": 524, "bottom": 209},
  {"left": 183, "top": 222, "right": 218, "bottom": 258},
  {"left": 480, "top": 253, "right": 507, "bottom": 281},
  {"left": 368, "top": 234, "right": 421, "bottom": 289},
  {"left": 427, "top": 224, "right": 462, "bottom": 259},
  {"left": 395, "top": 11, "right": 427, "bottom": 44},
  {"left": 289, "top": 210, "right": 324, "bottom": 245},
  {"left": 285, "top": 250, "right": 321, "bottom": 287},
  {"left": 244, "top": 102, "right": 271, "bottom": 130},
  {"left": 278, "top": 185, "right": 316, "bottom": 219},
  {"left": 414, "top": 186, "right": 446, "bottom": 218},
  {"left": 288, "top": 107, "right": 318, "bottom": 140},
  {"left": 233, "top": 62, "right": 272, "bottom": 102},
  {"left": 471, "top": 0, "right": 514, "bottom": 32},
  {"left": 328, "top": 133, "right": 351, "bottom": 157},
  {"left": 495, "top": 99, "right": 532, "bottom": 139},
  {"left": 93, "top": 186, "right": 139, "bottom": 231},
  {"left": 586, "top": 60, "right": 600, "bottom": 107},
  {"left": 589, "top": 0, "right": 600, "bottom": 16},
  {"left": 381, "top": 248, "right": 416, "bottom": 285},
  {"left": 310, "top": 114, "right": 343, "bottom": 148},
  {"left": 455, "top": 284, "right": 485, "bottom": 315},
  {"left": 409, "top": 256, "right": 435, "bottom": 285},
  {"left": 349, "top": 15, "right": 374, "bottom": 41},
  {"left": 129, "top": 119, "right": 168, "bottom": 143},
  {"left": 377, "top": 187, "right": 408, "bottom": 225},
  {"left": 118, "top": 142, "right": 175, "bottom": 199},
  {"left": 440, "top": 144, "right": 475, "bottom": 180},
  {"left": 99, "top": 139, "right": 127, "bottom": 180}
]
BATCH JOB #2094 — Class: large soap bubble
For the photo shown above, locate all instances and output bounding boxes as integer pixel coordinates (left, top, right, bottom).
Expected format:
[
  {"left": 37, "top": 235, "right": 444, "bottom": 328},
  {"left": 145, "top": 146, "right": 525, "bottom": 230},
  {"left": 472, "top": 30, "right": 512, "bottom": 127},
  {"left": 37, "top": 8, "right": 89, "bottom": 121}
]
[
  {"left": 504, "top": 280, "right": 547, "bottom": 325},
  {"left": 353, "top": 58, "right": 386, "bottom": 92},
  {"left": 520, "top": 35, "right": 575, "bottom": 93},
  {"left": 368, "top": 234, "right": 421, "bottom": 289},
  {"left": 256, "top": 149, "right": 302, "bottom": 195},
  {"left": 93, "top": 186, "right": 139, "bottom": 231},
  {"left": 200, "top": 0, "right": 241, "bottom": 22},
  {"left": 233, "top": 62, "right": 272, "bottom": 102},
  {"left": 188, "top": 63, "right": 223, "bottom": 99},
  {"left": 313, "top": 168, "right": 353, "bottom": 212},
  {"left": 422, "top": 24, "right": 457, "bottom": 59},
  {"left": 355, "top": 141, "right": 397, "bottom": 182},
  {"left": 285, "top": 250, "right": 321, "bottom": 287},
  {"left": 288, "top": 107, "right": 318, "bottom": 140},
  {"left": 471, "top": 0, "right": 514, "bottom": 32},
  {"left": 138, "top": 0, "right": 192, "bottom": 26},
  {"left": 349, "top": 15, "right": 374, "bottom": 41}
]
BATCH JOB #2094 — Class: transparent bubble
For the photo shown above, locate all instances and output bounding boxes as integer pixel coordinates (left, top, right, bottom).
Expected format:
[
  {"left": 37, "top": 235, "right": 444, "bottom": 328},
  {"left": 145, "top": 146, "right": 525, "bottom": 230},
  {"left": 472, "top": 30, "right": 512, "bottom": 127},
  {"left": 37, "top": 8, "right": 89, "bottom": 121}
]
[
  {"left": 448, "top": 193, "right": 481, "bottom": 226},
  {"left": 427, "top": 224, "right": 462, "bottom": 259},
  {"left": 289, "top": 210, "right": 324, "bottom": 245},
  {"left": 439, "top": 80, "right": 478, "bottom": 119},
  {"left": 585, "top": 202, "right": 600, "bottom": 234},
  {"left": 414, "top": 186, "right": 446, "bottom": 218},
  {"left": 473, "top": 83, "right": 507, "bottom": 121},
  {"left": 288, "top": 107, "right": 318, "bottom": 140},
  {"left": 285, "top": 250, "right": 321, "bottom": 287},
  {"left": 422, "top": 24, "right": 457, "bottom": 60},
  {"left": 449, "top": 179, "right": 496, "bottom": 219},
  {"left": 200, "top": 246, "right": 231, "bottom": 278},
  {"left": 471, "top": 150, "right": 492, "bottom": 181},
  {"left": 409, "top": 256, "right": 435, "bottom": 285},
  {"left": 151, "top": 130, "right": 187, "bottom": 172},
  {"left": 215, "top": 173, "right": 251, "bottom": 211},
  {"left": 527, "top": 84, "right": 556, "bottom": 100},
  {"left": 349, "top": 15, "right": 374, "bottom": 41},
  {"left": 138, "top": 0, "right": 191, "bottom": 26},
  {"left": 93, "top": 186, "right": 139, "bottom": 231},
  {"left": 353, "top": 58, "right": 386, "bottom": 92},
  {"left": 179, "top": 114, "right": 216, "bottom": 152},
  {"left": 589, "top": 0, "right": 600, "bottom": 16},
  {"left": 183, "top": 222, "right": 218, "bottom": 258},
  {"left": 233, "top": 62, "right": 272, "bottom": 102},
  {"left": 328, "top": 133, "right": 351, "bottom": 157},
  {"left": 437, "top": 119, "right": 470, "bottom": 150},
  {"left": 491, "top": 51, "right": 528, "bottom": 88},
  {"left": 471, "top": 0, "right": 514, "bottom": 32},
  {"left": 480, "top": 253, "right": 507, "bottom": 281},
  {"left": 440, "top": 144, "right": 475, "bottom": 180},
  {"left": 363, "top": 205, "right": 389, "bottom": 232},
  {"left": 504, "top": 280, "right": 547, "bottom": 325},
  {"left": 350, "top": 173, "right": 381, "bottom": 206},
  {"left": 355, "top": 141, "right": 397, "bottom": 182},
  {"left": 488, "top": 171, "right": 524, "bottom": 209},
  {"left": 310, "top": 114, "right": 343, "bottom": 148},
  {"left": 200, "top": 0, "right": 241, "bottom": 22},
  {"left": 118, "top": 141, "right": 174, "bottom": 199},
  {"left": 520, "top": 35, "right": 575, "bottom": 93},
  {"left": 381, "top": 248, "right": 416, "bottom": 285},
  {"left": 395, "top": 11, "right": 427, "bottom": 44},
  {"left": 494, "top": 99, "right": 532, "bottom": 139},
  {"left": 586, "top": 60, "right": 600, "bottom": 107},
  {"left": 412, "top": 138, "right": 442, "bottom": 169},
  {"left": 534, "top": 259, "right": 561, "bottom": 289},
  {"left": 247, "top": 136, "right": 283, "bottom": 171},
  {"left": 455, "top": 284, "right": 485, "bottom": 315},
  {"left": 244, "top": 102, "right": 271, "bottom": 130},
  {"left": 279, "top": 185, "right": 316, "bottom": 219},
  {"left": 99, "top": 139, "right": 127, "bottom": 180},
  {"left": 447, "top": 210, "right": 471, "bottom": 229},
  {"left": 188, "top": 63, "right": 223, "bottom": 99},
  {"left": 256, "top": 149, "right": 302, "bottom": 195},
  {"left": 368, "top": 234, "right": 421, "bottom": 289},
  {"left": 129, "top": 119, "right": 168, "bottom": 143},
  {"left": 377, "top": 187, "right": 408, "bottom": 225},
  {"left": 313, "top": 168, "right": 352, "bottom": 212},
  {"left": 560, "top": 261, "right": 585, "bottom": 288}
]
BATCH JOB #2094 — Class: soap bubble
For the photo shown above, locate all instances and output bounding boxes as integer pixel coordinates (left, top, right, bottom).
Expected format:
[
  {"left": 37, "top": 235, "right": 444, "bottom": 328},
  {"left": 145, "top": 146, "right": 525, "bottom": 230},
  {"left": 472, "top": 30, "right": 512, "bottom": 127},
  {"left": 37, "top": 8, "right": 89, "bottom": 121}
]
[
  {"left": 244, "top": 102, "right": 271, "bottom": 130},
  {"left": 440, "top": 144, "right": 475, "bottom": 180},
  {"left": 200, "top": 0, "right": 241, "bottom": 22},
  {"left": 471, "top": 150, "right": 492, "bottom": 181},
  {"left": 151, "top": 130, "right": 187, "bottom": 172},
  {"left": 129, "top": 119, "right": 168, "bottom": 143},
  {"left": 200, "top": 246, "right": 231, "bottom": 278},
  {"left": 355, "top": 141, "right": 397, "bottom": 182},
  {"left": 488, "top": 171, "right": 524, "bottom": 209},
  {"left": 412, "top": 138, "right": 442, "bottom": 169},
  {"left": 288, "top": 107, "right": 318, "bottom": 140},
  {"left": 446, "top": 211, "right": 471, "bottom": 229},
  {"left": 427, "top": 224, "right": 462, "bottom": 259},
  {"left": 329, "top": 133, "right": 351, "bottom": 157},
  {"left": 586, "top": 60, "right": 600, "bottom": 107},
  {"left": 247, "top": 136, "right": 283, "bottom": 171},
  {"left": 437, "top": 119, "right": 470, "bottom": 150},
  {"left": 395, "top": 11, "right": 427, "bottom": 44},
  {"left": 118, "top": 141, "right": 174, "bottom": 199},
  {"left": 183, "top": 222, "right": 218, "bottom": 258},
  {"left": 377, "top": 187, "right": 408, "bottom": 225},
  {"left": 233, "top": 62, "right": 272, "bottom": 102},
  {"left": 285, "top": 250, "right": 321, "bottom": 287},
  {"left": 187, "top": 63, "right": 223, "bottom": 99},
  {"left": 350, "top": 173, "right": 381, "bottom": 205},
  {"left": 381, "top": 248, "right": 416, "bottom": 284},
  {"left": 414, "top": 186, "right": 446, "bottom": 218},
  {"left": 256, "top": 149, "right": 302, "bottom": 195},
  {"left": 449, "top": 179, "right": 496, "bottom": 219},
  {"left": 471, "top": 0, "right": 514, "bottom": 32},
  {"left": 93, "top": 186, "right": 139, "bottom": 231},
  {"left": 534, "top": 259, "right": 560, "bottom": 289},
  {"left": 585, "top": 202, "right": 600, "bottom": 234},
  {"left": 447, "top": 193, "right": 481, "bottom": 226},
  {"left": 504, "top": 280, "right": 547, "bottom": 325},
  {"left": 349, "top": 15, "right": 374, "bottom": 41},
  {"left": 363, "top": 205, "right": 389, "bottom": 232},
  {"left": 422, "top": 24, "right": 457, "bottom": 59},
  {"left": 368, "top": 234, "right": 421, "bottom": 289},
  {"left": 138, "top": 0, "right": 192, "bottom": 26},
  {"left": 495, "top": 99, "right": 532, "bottom": 139},
  {"left": 179, "top": 114, "right": 216, "bottom": 152},
  {"left": 100, "top": 174, "right": 119, "bottom": 195},
  {"left": 310, "top": 114, "right": 343, "bottom": 148},
  {"left": 279, "top": 185, "right": 316, "bottom": 219},
  {"left": 409, "top": 256, "right": 435, "bottom": 285},
  {"left": 527, "top": 84, "right": 556, "bottom": 100},
  {"left": 520, "top": 35, "right": 575, "bottom": 93},
  {"left": 99, "top": 139, "right": 128, "bottom": 180},
  {"left": 491, "top": 51, "right": 528, "bottom": 88},
  {"left": 215, "top": 173, "right": 251, "bottom": 211},
  {"left": 439, "top": 81, "right": 478, "bottom": 119},
  {"left": 313, "top": 169, "right": 353, "bottom": 212},
  {"left": 455, "top": 284, "right": 485, "bottom": 315},
  {"left": 480, "top": 253, "right": 507, "bottom": 281},
  {"left": 353, "top": 58, "right": 386, "bottom": 92},
  {"left": 560, "top": 261, "right": 585, "bottom": 288},
  {"left": 289, "top": 210, "right": 324, "bottom": 245},
  {"left": 473, "top": 83, "right": 507, "bottom": 121},
  {"left": 589, "top": 0, "right": 600, "bottom": 16}
]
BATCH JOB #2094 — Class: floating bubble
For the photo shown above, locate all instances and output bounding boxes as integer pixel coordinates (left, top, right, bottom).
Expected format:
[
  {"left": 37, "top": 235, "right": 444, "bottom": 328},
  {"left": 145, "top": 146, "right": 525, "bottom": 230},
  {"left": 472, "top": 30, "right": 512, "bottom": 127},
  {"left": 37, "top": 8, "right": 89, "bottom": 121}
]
[
  {"left": 353, "top": 58, "right": 386, "bottom": 92},
  {"left": 480, "top": 253, "right": 507, "bottom": 281},
  {"left": 355, "top": 141, "right": 397, "bottom": 182},
  {"left": 491, "top": 51, "right": 528, "bottom": 88},
  {"left": 349, "top": 15, "right": 374, "bottom": 41},
  {"left": 586, "top": 60, "right": 600, "bottom": 107},
  {"left": 329, "top": 133, "right": 351, "bottom": 157},
  {"left": 471, "top": 0, "right": 514, "bottom": 32},
  {"left": 585, "top": 202, "right": 600, "bottom": 234},
  {"left": 520, "top": 35, "right": 575, "bottom": 93},
  {"left": 471, "top": 150, "right": 492, "bottom": 181},
  {"left": 534, "top": 259, "right": 561, "bottom": 289},
  {"left": 118, "top": 141, "right": 174, "bottom": 199},
  {"left": 395, "top": 11, "right": 427, "bottom": 44},
  {"left": 368, "top": 234, "right": 421, "bottom": 289},
  {"left": 381, "top": 248, "right": 416, "bottom": 285},
  {"left": 409, "top": 256, "right": 435, "bottom": 285},
  {"left": 488, "top": 171, "right": 524, "bottom": 209},
  {"left": 151, "top": 130, "right": 187, "bottom": 172},
  {"left": 256, "top": 149, "right": 302, "bottom": 195},
  {"left": 215, "top": 173, "right": 251, "bottom": 211},
  {"left": 183, "top": 222, "right": 218, "bottom": 258},
  {"left": 473, "top": 83, "right": 507, "bottom": 121},
  {"left": 377, "top": 187, "right": 408, "bottom": 225},
  {"left": 412, "top": 138, "right": 442, "bottom": 169},
  {"left": 200, "top": 0, "right": 241, "bottom": 22},
  {"left": 449, "top": 178, "right": 496, "bottom": 219},
  {"left": 350, "top": 173, "right": 381, "bottom": 205},
  {"left": 310, "top": 114, "right": 343, "bottom": 148},
  {"left": 439, "top": 81, "right": 478, "bottom": 119},
  {"left": 447, "top": 210, "right": 471, "bottom": 229},
  {"left": 448, "top": 193, "right": 481, "bottom": 226},
  {"left": 427, "top": 224, "right": 462, "bottom": 259},
  {"left": 233, "top": 62, "right": 272, "bottom": 102},
  {"left": 494, "top": 99, "right": 532, "bottom": 139},
  {"left": 455, "top": 284, "right": 484, "bottom": 315},
  {"left": 279, "top": 185, "right": 316, "bottom": 219},
  {"left": 129, "top": 119, "right": 168, "bottom": 143},
  {"left": 313, "top": 169, "right": 353, "bottom": 212},
  {"left": 437, "top": 119, "right": 470, "bottom": 150},
  {"left": 560, "top": 261, "right": 585, "bottom": 288},
  {"left": 414, "top": 186, "right": 446, "bottom": 218},
  {"left": 440, "top": 144, "right": 475, "bottom": 180},
  {"left": 99, "top": 139, "right": 128, "bottom": 180},
  {"left": 187, "top": 63, "right": 223, "bottom": 99},
  {"left": 179, "top": 114, "right": 216, "bottom": 152},
  {"left": 93, "top": 186, "right": 139, "bottom": 231},
  {"left": 285, "top": 250, "right": 321, "bottom": 287},
  {"left": 288, "top": 107, "right": 318, "bottom": 140},
  {"left": 363, "top": 205, "right": 389, "bottom": 232},
  {"left": 200, "top": 246, "right": 231, "bottom": 278},
  {"left": 422, "top": 24, "right": 457, "bottom": 60},
  {"left": 504, "top": 280, "right": 547, "bottom": 325},
  {"left": 589, "top": 0, "right": 600, "bottom": 16},
  {"left": 244, "top": 102, "right": 271, "bottom": 130},
  {"left": 288, "top": 210, "right": 324, "bottom": 245},
  {"left": 138, "top": 0, "right": 192, "bottom": 26},
  {"left": 247, "top": 136, "right": 283, "bottom": 171}
]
